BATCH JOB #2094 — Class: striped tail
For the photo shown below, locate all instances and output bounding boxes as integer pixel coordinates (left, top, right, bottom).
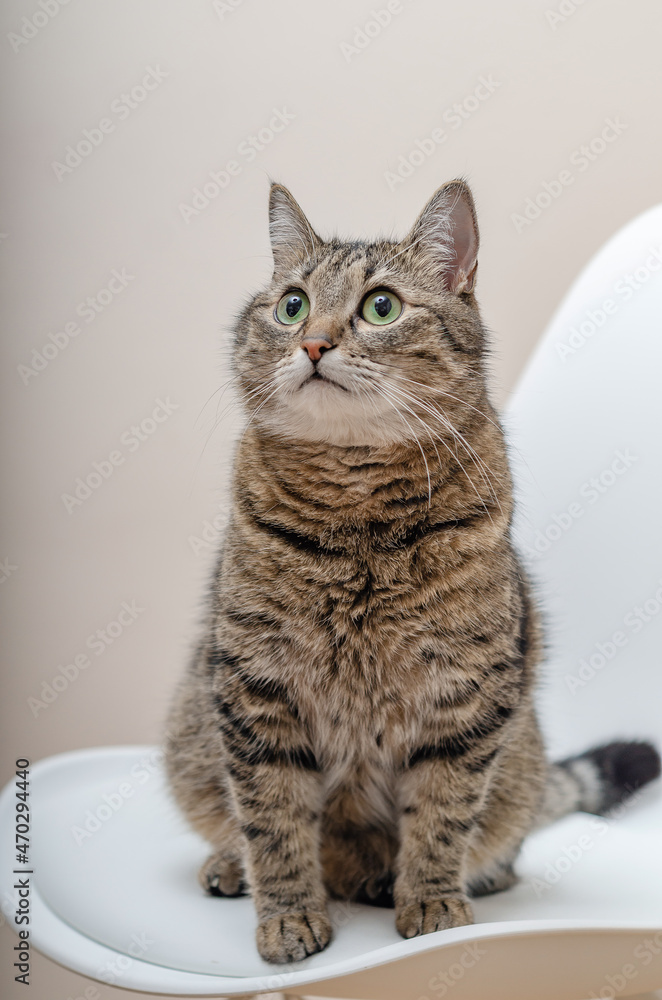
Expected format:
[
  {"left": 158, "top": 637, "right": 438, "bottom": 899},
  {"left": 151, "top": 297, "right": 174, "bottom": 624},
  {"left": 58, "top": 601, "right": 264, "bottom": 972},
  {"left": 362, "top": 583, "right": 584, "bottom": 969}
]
[{"left": 538, "top": 740, "right": 661, "bottom": 827}]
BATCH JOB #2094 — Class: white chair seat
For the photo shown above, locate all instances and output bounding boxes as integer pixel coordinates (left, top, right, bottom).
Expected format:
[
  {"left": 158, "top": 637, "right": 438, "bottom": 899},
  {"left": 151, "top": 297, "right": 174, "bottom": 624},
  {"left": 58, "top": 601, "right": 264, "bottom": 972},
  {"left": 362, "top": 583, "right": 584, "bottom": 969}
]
[{"left": 3, "top": 203, "right": 662, "bottom": 998}]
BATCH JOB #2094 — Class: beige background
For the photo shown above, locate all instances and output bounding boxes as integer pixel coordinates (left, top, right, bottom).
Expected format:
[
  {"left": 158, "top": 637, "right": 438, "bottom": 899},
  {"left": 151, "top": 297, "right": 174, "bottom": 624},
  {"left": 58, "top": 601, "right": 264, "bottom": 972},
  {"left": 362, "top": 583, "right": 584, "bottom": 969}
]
[{"left": 1, "top": 0, "right": 661, "bottom": 997}]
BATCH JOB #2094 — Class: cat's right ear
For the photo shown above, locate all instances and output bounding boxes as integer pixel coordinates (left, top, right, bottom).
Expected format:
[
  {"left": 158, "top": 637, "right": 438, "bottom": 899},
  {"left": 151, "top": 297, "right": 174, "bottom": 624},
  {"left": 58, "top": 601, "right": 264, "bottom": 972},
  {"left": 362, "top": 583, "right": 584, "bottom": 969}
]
[
  {"left": 403, "top": 179, "right": 480, "bottom": 295},
  {"left": 268, "top": 183, "right": 321, "bottom": 276}
]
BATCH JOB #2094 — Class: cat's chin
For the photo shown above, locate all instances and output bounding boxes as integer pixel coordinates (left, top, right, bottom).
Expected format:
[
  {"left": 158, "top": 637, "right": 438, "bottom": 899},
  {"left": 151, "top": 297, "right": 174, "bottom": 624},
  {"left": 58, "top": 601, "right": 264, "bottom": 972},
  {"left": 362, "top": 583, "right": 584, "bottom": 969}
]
[{"left": 256, "top": 394, "right": 410, "bottom": 449}]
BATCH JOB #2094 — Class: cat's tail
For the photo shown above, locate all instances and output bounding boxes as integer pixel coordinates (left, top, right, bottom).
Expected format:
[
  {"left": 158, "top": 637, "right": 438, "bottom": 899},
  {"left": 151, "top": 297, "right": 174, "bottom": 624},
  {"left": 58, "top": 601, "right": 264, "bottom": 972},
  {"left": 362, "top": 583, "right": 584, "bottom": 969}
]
[{"left": 537, "top": 740, "right": 661, "bottom": 827}]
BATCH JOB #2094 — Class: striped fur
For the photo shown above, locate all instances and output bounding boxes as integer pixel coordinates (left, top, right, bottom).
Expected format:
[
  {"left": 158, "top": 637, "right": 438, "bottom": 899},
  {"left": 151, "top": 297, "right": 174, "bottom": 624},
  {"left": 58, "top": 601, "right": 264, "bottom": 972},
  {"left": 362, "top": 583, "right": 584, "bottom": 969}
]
[{"left": 165, "top": 181, "right": 660, "bottom": 963}]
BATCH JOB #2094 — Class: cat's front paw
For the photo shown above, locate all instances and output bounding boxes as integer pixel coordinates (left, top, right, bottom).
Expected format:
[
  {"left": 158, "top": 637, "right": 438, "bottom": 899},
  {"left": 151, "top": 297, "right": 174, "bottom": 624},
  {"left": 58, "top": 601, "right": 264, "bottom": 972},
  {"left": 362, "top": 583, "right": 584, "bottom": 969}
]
[
  {"left": 395, "top": 894, "right": 473, "bottom": 938},
  {"left": 199, "top": 851, "right": 247, "bottom": 898},
  {"left": 256, "top": 910, "right": 333, "bottom": 964}
]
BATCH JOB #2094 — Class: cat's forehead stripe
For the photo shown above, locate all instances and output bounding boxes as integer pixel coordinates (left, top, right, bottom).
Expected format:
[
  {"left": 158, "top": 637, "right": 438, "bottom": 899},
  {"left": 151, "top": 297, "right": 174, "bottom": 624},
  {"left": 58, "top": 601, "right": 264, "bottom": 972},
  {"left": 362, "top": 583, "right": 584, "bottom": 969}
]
[
  {"left": 327, "top": 243, "right": 366, "bottom": 271},
  {"left": 301, "top": 242, "right": 401, "bottom": 293}
]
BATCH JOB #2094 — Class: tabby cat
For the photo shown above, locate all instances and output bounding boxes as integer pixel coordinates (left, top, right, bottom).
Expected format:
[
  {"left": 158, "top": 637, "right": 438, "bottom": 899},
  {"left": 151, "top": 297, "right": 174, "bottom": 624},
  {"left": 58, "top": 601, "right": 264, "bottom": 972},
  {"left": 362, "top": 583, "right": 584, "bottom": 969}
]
[{"left": 165, "top": 179, "right": 660, "bottom": 964}]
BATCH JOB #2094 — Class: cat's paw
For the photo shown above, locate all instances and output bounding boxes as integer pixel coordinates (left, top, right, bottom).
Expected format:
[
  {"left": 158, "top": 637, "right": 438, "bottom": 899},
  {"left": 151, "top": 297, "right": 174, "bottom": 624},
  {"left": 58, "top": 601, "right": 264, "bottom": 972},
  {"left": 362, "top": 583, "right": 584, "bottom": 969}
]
[
  {"left": 355, "top": 870, "right": 394, "bottom": 908},
  {"left": 256, "top": 910, "right": 333, "bottom": 964},
  {"left": 395, "top": 894, "right": 473, "bottom": 938},
  {"left": 198, "top": 851, "right": 247, "bottom": 898}
]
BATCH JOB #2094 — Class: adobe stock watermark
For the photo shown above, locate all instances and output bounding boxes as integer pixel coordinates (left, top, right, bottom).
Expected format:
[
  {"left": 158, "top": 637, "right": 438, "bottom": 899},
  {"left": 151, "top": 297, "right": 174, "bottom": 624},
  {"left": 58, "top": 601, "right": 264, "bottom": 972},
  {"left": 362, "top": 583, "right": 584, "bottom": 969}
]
[
  {"left": 7, "top": 0, "right": 75, "bottom": 54},
  {"left": 565, "top": 577, "right": 662, "bottom": 694},
  {"left": 212, "top": 0, "right": 247, "bottom": 17},
  {"left": 188, "top": 510, "right": 227, "bottom": 556},
  {"left": 339, "top": 0, "right": 415, "bottom": 62},
  {"left": 0, "top": 557, "right": 18, "bottom": 584},
  {"left": 384, "top": 75, "right": 501, "bottom": 191},
  {"left": 545, "top": 0, "right": 592, "bottom": 31},
  {"left": 414, "top": 943, "right": 487, "bottom": 999},
  {"left": 70, "top": 747, "right": 163, "bottom": 846},
  {"left": 59, "top": 988, "right": 101, "bottom": 1000},
  {"left": 0, "top": 883, "right": 22, "bottom": 930},
  {"left": 51, "top": 66, "right": 169, "bottom": 181},
  {"left": 518, "top": 448, "right": 637, "bottom": 560},
  {"left": 511, "top": 117, "right": 627, "bottom": 233},
  {"left": 556, "top": 245, "right": 662, "bottom": 362},
  {"left": 61, "top": 396, "right": 179, "bottom": 514},
  {"left": 527, "top": 789, "right": 644, "bottom": 898},
  {"left": 96, "top": 931, "right": 154, "bottom": 986},
  {"left": 588, "top": 929, "right": 662, "bottom": 999},
  {"left": 179, "top": 106, "right": 295, "bottom": 223},
  {"left": 27, "top": 600, "right": 145, "bottom": 717},
  {"left": 17, "top": 268, "right": 135, "bottom": 386}
]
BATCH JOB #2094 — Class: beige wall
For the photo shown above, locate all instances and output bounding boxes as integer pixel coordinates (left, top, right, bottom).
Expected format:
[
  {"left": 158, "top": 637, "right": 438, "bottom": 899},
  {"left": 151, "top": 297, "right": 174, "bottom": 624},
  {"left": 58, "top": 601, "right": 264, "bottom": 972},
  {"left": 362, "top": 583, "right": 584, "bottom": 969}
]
[{"left": 1, "top": 0, "right": 661, "bottom": 997}]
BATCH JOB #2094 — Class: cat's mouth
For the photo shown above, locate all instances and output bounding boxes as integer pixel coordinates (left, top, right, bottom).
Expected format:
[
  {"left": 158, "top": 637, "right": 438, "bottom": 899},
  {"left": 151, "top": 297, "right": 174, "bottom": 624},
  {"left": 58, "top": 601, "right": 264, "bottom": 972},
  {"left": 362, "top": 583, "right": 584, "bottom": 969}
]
[{"left": 304, "top": 371, "right": 348, "bottom": 392}]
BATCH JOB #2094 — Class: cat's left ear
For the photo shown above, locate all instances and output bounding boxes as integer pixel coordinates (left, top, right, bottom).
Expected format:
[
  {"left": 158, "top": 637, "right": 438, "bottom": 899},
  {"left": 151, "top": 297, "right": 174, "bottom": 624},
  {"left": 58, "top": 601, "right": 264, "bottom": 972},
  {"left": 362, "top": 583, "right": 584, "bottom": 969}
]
[
  {"left": 404, "top": 180, "right": 479, "bottom": 294},
  {"left": 268, "top": 183, "right": 321, "bottom": 275}
]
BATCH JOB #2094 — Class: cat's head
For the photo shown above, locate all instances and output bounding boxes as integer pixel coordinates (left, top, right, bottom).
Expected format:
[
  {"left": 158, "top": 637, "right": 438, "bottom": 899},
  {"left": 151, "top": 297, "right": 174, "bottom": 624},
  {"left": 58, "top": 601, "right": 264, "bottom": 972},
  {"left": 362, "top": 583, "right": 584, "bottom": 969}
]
[{"left": 234, "top": 180, "right": 488, "bottom": 448}]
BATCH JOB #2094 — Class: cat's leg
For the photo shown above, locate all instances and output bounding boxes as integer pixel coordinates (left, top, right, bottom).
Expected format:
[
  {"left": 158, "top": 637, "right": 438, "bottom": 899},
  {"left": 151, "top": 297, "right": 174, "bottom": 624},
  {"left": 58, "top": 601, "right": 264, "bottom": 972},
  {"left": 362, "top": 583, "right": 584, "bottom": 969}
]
[
  {"left": 394, "top": 719, "right": 538, "bottom": 934},
  {"left": 166, "top": 753, "right": 248, "bottom": 897},
  {"left": 394, "top": 607, "right": 538, "bottom": 938},
  {"left": 393, "top": 694, "right": 532, "bottom": 937},
  {"left": 229, "top": 758, "right": 331, "bottom": 963},
  {"left": 198, "top": 811, "right": 248, "bottom": 898},
  {"left": 215, "top": 676, "right": 332, "bottom": 964},
  {"left": 394, "top": 753, "right": 481, "bottom": 937},
  {"left": 165, "top": 678, "right": 247, "bottom": 896},
  {"left": 165, "top": 665, "right": 249, "bottom": 897},
  {"left": 465, "top": 708, "right": 547, "bottom": 899}
]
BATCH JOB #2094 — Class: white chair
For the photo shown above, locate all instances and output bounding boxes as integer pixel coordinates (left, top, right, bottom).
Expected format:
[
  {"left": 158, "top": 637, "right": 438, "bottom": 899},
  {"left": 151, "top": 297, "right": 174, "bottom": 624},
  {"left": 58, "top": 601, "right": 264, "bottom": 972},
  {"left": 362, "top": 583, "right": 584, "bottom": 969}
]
[{"left": 3, "top": 204, "right": 662, "bottom": 999}]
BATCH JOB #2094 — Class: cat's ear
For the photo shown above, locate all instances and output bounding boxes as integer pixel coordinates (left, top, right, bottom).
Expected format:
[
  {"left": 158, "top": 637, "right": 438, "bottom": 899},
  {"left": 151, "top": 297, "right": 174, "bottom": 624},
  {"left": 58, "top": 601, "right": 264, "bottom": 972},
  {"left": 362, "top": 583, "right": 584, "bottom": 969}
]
[
  {"left": 268, "top": 183, "right": 321, "bottom": 275},
  {"left": 404, "top": 180, "right": 479, "bottom": 294}
]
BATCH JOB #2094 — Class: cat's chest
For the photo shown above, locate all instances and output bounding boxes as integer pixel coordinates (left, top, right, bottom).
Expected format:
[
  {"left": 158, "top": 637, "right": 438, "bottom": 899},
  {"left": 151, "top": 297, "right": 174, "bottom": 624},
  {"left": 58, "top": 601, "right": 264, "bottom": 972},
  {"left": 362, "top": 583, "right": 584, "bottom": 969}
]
[
  {"left": 299, "top": 653, "right": 434, "bottom": 763},
  {"left": 304, "top": 689, "right": 401, "bottom": 799}
]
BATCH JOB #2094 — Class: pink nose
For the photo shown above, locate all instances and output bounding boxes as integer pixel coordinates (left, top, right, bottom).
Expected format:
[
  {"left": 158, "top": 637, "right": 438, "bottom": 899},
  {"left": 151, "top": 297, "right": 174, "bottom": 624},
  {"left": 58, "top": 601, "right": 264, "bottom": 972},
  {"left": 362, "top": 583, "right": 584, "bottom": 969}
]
[{"left": 301, "top": 338, "right": 332, "bottom": 362}]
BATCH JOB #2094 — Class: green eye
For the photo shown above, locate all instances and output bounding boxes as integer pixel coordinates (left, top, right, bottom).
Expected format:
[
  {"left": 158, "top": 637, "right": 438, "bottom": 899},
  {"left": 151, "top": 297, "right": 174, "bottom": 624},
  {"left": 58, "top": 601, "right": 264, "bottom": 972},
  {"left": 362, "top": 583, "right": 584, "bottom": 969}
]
[
  {"left": 361, "top": 289, "right": 402, "bottom": 326},
  {"left": 275, "top": 290, "right": 310, "bottom": 325}
]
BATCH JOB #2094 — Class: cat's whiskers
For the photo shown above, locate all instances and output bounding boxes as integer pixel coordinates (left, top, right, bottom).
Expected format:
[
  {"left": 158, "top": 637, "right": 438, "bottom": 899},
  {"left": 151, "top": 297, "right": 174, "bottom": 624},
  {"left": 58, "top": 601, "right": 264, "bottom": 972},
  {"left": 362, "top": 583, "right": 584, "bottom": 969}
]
[
  {"left": 381, "top": 380, "right": 503, "bottom": 514},
  {"left": 368, "top": 383, "right": 433, "bottom": 504},
  {"left": 379, "top": 366, "right": 505, "bottom": 437},
  {"left": 198, "top": 364, "right": 296, "bottom": 466},
  {"left": 192, "top": 331, "right": 246, "bottom": 430},
  {"left": 239, "top": 376, "right": 291, "bottom": 442},
  {"left": 353, "top": 358, "right": 503, "bottom": 509},
  {"left": 199, "top": 372, "right": 281, "bottom": 451},
  {"left": 345, "top": 374, "right": 382, "bottom": 439},
  {"left": 352, "top": 363, "right": 493, "bottom": 520},
  {"left": 194, "top": 376, "right": 238, "bottom": 431},
  {"left": 370, "top": 380, "right": 444, "bottom": 476},
  {"left": 376, "top": 365, "right": 532, "bottom": 483},
  {"left": 373, "top": 380, "right": 492, "bottom": 521},
  {"left": 384, "top": 386, "right": 501, "bottom": 522}
]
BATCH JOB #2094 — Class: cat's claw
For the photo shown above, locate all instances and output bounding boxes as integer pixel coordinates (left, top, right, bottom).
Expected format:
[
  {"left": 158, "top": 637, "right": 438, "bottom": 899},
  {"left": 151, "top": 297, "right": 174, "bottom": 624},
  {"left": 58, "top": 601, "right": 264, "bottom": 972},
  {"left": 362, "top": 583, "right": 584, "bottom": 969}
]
[
  {"left": 256, "top": 910, "right": 333, "bottom": 964},
  {"left": 396, "top": 894, "right": 473, "bottom": 938},
  {"left": 199, "top": 851, "right": 247, "bottom": 898},
  {"left": 355, "top": 871, "right": 394, "bottom": 908}
]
